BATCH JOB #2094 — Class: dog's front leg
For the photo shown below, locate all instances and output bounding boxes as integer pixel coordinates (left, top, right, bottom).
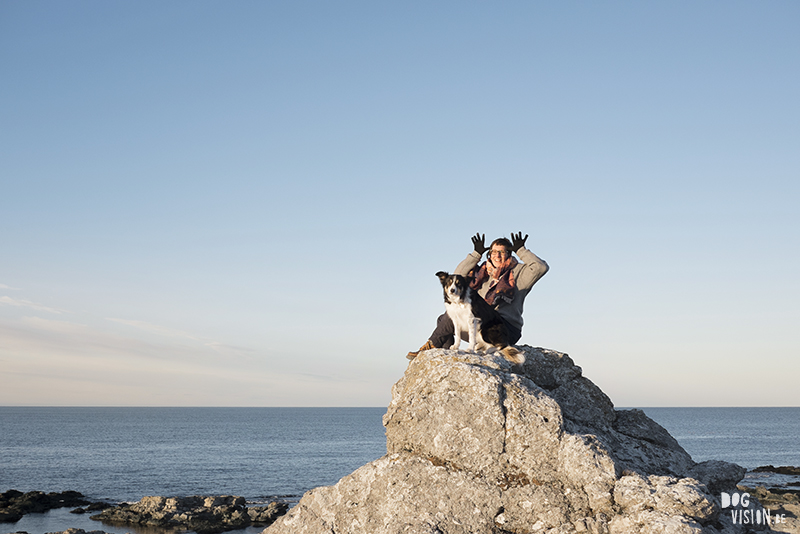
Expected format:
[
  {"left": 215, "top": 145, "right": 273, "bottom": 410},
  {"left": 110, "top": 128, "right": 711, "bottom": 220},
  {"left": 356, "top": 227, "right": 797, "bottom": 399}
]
[
  {"left": 450, "top": 329, "right": 461, "bottom": 350},
  {"left": 467, "top": 318, "right": 478, "bottom": 352}
]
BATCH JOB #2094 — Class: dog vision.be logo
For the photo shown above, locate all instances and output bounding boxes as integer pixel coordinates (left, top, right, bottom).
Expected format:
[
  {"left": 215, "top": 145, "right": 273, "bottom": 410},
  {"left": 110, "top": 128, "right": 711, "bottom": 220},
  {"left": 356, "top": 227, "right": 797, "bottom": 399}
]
[{"left": 721, "top": 491, "right": 786, "bottom": 527}]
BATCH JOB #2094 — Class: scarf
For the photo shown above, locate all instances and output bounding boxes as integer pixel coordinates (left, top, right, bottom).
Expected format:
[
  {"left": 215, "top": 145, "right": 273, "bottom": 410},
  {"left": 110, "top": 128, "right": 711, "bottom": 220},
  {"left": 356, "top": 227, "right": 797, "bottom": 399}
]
[{"left": 469, "top": 256, "right": 518, "bottom": 306}]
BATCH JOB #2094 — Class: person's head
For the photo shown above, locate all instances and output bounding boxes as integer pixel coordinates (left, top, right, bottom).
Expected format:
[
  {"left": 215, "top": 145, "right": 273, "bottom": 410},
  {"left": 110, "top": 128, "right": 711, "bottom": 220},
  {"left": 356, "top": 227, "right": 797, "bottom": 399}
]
[{"left": 488, "top": 237, "right": 512, "bottom": 266}]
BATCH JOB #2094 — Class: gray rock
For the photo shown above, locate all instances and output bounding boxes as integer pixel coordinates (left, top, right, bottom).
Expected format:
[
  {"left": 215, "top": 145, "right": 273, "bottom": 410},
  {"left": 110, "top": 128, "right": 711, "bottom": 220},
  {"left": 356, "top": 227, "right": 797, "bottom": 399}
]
[
  {"left": 687, "top": 461, "right": 748, "bottom": 495},
  {"left": 0, "top": 491, "right": 92, "bottom": 524},
  {"left": 613, "top": 409, "right": 684, "bottom": 453},
  {"left": 248, "top": 502, "right": 290, "bottom": 523},
  {"left": 751, "top": 465, "right": 800, "bottom": 476},
  {"left": 552, "top": 376, "right": 616, "bottom": 428},
  {"left": 518, "top": 347, "right": 583, "bottom": 390},
  {"left": 92, "top": 495, "right": 287, "bottom": 534},
  {"left": 264, "top": 346, "right": 748, "bottom": 534},
  {"left": 613, "top": 473, "right": 718, "bottom": 521}
]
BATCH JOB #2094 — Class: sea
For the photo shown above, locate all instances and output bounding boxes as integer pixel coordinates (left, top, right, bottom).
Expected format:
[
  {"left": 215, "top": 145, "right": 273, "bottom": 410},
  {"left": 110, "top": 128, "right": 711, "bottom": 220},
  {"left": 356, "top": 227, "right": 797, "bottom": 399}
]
[{"left": 1, "top": 407, "right": 799, "bottom": 534}]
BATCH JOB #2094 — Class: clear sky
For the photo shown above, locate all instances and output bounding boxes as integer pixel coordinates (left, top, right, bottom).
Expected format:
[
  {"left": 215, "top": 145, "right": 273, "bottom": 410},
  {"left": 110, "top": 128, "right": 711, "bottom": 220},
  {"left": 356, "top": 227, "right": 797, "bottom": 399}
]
[{"left": 1, "top": 1, "right": 798, "bottom": 407}]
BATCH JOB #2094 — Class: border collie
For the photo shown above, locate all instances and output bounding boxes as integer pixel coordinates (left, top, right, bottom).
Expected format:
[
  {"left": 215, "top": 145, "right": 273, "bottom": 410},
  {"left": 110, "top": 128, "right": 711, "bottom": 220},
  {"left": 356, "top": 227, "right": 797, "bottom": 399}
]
[{"left": 436, "top": 271, "right": 525, "bottom": 365}]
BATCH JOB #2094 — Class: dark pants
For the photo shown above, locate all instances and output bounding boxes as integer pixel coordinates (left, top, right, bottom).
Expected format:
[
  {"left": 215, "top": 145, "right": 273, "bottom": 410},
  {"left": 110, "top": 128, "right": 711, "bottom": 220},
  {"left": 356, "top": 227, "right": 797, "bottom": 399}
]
[{"left": 429, "top": 312, "right": 521, "bottom": 348}]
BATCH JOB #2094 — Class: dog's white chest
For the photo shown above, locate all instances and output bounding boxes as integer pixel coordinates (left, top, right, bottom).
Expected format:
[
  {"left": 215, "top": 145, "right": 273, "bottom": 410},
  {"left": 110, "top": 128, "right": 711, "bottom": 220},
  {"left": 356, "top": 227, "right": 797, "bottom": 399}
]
[{"left": 445, "top": 301, "right": 475, "bottom": 332}]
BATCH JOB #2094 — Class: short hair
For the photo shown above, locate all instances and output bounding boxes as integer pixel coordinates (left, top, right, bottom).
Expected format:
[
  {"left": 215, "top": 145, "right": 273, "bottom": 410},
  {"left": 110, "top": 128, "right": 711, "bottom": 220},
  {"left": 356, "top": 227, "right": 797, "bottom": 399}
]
[{"left": 490, "top": 237, "right": 512, "bottom": 251}]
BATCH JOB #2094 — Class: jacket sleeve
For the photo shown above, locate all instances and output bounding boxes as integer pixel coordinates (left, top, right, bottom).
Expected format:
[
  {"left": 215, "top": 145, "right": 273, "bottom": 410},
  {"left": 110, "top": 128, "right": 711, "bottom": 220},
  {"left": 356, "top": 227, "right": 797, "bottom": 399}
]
[
  {"left": 514, "top": 247, "right": 549, "bottom": 291},
  {"left": 454, "top": 251, "right": 481, "bottom": 276}
]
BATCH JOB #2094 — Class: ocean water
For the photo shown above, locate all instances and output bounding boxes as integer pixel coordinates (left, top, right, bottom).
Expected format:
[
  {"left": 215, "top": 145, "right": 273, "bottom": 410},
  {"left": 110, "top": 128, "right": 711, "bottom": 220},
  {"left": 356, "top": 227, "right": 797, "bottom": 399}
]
[
  {"left": 1, "top": 407, "right": 386, "bottom": 534},
  {"left": 640, "top": 407, "right": 800, "bottom": 469},
  {"left": 0, "top": 407, "right": 387, "bottom": 502},
  {"left": 1, "top": 406, "right": 799, "bottom": 534}
]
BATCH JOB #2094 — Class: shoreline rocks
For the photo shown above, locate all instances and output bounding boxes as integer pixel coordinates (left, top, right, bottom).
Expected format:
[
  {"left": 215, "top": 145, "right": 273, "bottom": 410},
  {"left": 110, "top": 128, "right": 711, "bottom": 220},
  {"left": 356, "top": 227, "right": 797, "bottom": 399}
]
[
  {"left": 0, "top": 491, "right": 93, "bottom": 524},
  {"left": 90, "top": 495, "right": 288, "bottom": 534},
  {"left": 264, "top": 346, "right": 755, "bottom": 534},
  {"left": 736, "top": 485, "right": 800, "bottom": 534},
  {"left": 3, "top": 531, "right": 109, "bottom": 534},
  {"left": 752, "top": 466, "right": 800, "bottom": 477}
]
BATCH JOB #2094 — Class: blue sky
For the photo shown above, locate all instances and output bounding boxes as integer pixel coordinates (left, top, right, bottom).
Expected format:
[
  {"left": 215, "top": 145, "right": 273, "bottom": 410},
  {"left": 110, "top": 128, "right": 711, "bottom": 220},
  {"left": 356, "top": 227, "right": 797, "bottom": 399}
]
[{"left": 1, "top": 1, "right": 798, "bottom": 407}]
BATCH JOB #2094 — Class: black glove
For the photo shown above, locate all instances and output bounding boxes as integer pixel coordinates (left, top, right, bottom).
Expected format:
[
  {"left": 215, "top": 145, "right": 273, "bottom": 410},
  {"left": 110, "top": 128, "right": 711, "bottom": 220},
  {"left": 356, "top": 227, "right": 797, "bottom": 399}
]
[
  {"left": 510, "top": 232, "right": 528, "bottom": 252},
  {"left": 471, "top": 233, "right": 488, "bottom": 256}
]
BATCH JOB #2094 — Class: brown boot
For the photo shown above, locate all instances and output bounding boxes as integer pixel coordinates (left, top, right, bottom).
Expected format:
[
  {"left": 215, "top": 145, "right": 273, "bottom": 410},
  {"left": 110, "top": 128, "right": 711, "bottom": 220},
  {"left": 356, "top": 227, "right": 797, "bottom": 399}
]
[{"left": 407, "top": 339, "right": 435, "bottom": 360}]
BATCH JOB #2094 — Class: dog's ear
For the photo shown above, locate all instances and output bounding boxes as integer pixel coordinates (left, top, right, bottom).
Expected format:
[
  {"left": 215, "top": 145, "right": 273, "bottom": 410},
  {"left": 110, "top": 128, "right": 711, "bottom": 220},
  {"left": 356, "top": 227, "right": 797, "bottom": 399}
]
[{"left": 435, "top": 271, "right": 449, "bottom": 282}]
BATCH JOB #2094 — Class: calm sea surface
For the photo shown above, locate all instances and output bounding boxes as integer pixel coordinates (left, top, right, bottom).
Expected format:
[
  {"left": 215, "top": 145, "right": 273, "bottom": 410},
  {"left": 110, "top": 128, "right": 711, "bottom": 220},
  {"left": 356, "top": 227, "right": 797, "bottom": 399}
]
[
  {"left": 1, "top": 406, "right": 799, "bottom": 534},
  {"left": 639, "top": 407, "right": 800, "bottom": 469}
]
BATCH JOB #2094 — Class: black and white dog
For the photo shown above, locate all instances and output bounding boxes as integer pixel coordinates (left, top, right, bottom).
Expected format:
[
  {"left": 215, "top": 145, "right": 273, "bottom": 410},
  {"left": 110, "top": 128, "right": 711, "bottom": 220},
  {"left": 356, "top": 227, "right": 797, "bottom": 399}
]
[{"left": 436, "top": 271, "right": 525, "bottom": 365}]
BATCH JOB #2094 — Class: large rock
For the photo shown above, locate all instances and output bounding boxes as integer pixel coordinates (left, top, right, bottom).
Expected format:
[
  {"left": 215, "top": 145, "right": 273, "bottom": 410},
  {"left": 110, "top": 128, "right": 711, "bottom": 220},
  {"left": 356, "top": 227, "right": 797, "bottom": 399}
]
[
  {"left": 0, "top": 490, "right": 91, "bottom": 523},
  {"left": 264, "top": 346, "right": 749, "bottom": 534},
  {"left": 91, "top": 495, "right": 287, "bottom": 534}
]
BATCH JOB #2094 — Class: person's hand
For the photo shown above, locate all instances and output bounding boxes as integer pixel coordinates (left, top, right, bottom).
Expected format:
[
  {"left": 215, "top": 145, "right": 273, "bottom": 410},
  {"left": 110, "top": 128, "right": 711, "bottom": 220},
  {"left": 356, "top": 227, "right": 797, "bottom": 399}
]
[
  {"left": 510, "top": 232, "right": 528, "bottom": 252},
  {"left": 471, "top": 233, "right": 488, "bottom": 255}
]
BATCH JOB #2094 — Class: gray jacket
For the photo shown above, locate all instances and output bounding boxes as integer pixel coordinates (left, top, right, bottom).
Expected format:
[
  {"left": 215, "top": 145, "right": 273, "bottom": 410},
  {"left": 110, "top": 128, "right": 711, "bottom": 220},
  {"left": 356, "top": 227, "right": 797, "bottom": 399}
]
[{"left": 454, "top": 247, "right": 549, "bottom": 333}]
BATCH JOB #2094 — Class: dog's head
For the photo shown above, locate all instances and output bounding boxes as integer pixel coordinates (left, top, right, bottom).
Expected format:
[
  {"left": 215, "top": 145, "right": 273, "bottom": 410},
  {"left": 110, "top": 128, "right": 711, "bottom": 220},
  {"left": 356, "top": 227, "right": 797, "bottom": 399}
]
[{"left": 436, "top": 271, "right": 471, "bottom": 304}]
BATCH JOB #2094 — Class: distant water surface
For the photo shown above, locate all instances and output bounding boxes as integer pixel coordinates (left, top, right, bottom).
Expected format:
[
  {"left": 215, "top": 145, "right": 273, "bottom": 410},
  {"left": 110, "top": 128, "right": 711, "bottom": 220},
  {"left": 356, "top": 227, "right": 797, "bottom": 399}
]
[
  {"left": 639, "top": 407, "right": 800, "bottom": 469},
  {"left": 0, "top": 407, "right": 386, "bottom": 502},
  {"left": 2, "top": 406, "right": 800, "bottom": 534}
]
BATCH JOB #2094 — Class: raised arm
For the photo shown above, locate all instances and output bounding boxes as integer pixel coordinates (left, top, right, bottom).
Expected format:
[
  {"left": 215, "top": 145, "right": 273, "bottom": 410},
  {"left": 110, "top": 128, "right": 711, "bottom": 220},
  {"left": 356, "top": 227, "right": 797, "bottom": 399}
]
[
  {"left": 510, "top": 232, "right": 549, "bottom": 290},
  {"left": 454, "top": 233, "right": 486, "bottom": 275}
]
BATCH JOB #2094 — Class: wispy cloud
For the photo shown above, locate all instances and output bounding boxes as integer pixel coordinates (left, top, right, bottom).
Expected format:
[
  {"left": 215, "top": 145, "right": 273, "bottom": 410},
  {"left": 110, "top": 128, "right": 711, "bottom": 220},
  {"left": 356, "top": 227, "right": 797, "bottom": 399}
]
[
  {"left": 107, "top": 318, "right": 256, "bottom": 357},
  {"left": 0, "top": 317, "right": 326, "bottom": 406},
  {"left": 20, "top": 316, "right": 87, "bottom": 333},
  {"left": 0, "top": 314, "right": 395, "bottom": 406},
  {"left": 13, "top": 316, "right": 183, "bottom": 361},
  {"left": 0, "top": 284, "right": 21, "bottom": 290},
  {"left": 0, "top": 296, "right": 63, "bottom": 314},
  {"left": 3, "top": 316, "right": 230, "bottom": 368},
  {"left": 203, "top": 340, "right": 257, "bottom": 357},
  {"left": 106, "top": 318, "right": 197, "bottom": 340}
]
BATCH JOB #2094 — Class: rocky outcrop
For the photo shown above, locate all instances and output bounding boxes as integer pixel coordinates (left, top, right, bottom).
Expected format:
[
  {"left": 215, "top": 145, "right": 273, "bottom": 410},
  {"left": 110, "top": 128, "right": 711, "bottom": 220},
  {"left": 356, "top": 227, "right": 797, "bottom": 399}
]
[
  {"left": 752, "top": 466, "right": 800, "bottom": 477},
  {"left": 0, "top": 491, "right": 91, "bottom": 523},
  {"left": 68, "top": 502, "right": 113, "bottom": 515},
  {"left": 91, "top": 495, "right": 287, "bottom": 534},
  {"left": 265, "top": 346, "right": 751, "bottom": 534},
  {"left": 738, "top": 485, "right": 800, "bottom": 534}
]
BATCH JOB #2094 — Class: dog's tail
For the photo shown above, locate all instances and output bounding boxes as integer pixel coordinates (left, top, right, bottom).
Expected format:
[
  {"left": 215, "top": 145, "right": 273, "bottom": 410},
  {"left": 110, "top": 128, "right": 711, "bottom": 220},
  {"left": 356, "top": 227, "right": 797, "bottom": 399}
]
[{"left": 500, "top": 346, "right": 525, "bottom": 365}]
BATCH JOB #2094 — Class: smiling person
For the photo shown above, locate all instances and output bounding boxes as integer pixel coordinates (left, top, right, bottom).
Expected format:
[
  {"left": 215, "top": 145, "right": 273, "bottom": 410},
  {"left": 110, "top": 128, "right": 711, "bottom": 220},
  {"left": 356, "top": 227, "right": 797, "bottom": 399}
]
[{"left": 407, "top": 232, "right": 549, "bottom": 359}]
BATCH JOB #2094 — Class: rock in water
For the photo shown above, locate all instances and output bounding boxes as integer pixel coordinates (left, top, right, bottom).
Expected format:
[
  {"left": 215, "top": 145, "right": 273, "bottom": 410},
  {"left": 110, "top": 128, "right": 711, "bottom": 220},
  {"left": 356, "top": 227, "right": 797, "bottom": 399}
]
[
  {"left": 0, "top": 490, "right": 91, "bottom": 523},
  {"left": 91, "top": 495, "right": 287, "bottom": 534},
  {"left": 264, "top": 346, "right": 751, "bottom": 534}
]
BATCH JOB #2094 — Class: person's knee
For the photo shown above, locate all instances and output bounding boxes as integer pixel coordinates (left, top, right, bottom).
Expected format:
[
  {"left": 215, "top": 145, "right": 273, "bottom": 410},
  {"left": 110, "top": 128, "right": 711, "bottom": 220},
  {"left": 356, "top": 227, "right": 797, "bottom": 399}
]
[
  {"left": 436, "top": 313, "right": 454, "bottom": 329},
  {"left": 429, "top": 313, "right": 456, "bottom": 348}
]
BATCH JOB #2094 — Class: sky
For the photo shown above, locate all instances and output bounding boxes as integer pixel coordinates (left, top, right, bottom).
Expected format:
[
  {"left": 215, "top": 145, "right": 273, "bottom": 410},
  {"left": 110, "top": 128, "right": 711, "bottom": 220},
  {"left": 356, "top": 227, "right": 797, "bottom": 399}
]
[{"left": 1, "top": 1, "right": 798, "bottom": 407}]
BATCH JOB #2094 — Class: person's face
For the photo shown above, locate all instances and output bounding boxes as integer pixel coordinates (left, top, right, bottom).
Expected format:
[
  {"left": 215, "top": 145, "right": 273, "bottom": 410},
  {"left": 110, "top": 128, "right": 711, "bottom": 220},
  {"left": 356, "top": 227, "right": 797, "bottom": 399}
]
[{"left": 489, "top": 245, "right": 510, "bottom": 267}]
